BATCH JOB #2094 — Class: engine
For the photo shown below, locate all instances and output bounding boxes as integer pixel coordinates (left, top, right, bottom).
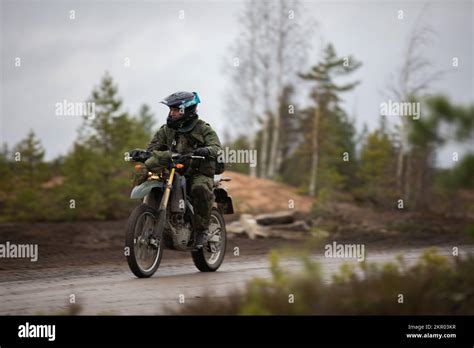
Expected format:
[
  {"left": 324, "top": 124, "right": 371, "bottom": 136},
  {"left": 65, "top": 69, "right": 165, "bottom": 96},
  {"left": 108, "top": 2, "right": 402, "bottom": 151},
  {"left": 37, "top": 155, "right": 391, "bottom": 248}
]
[{"left": 168, "top": 213, "right": 192, "bottom": 251}]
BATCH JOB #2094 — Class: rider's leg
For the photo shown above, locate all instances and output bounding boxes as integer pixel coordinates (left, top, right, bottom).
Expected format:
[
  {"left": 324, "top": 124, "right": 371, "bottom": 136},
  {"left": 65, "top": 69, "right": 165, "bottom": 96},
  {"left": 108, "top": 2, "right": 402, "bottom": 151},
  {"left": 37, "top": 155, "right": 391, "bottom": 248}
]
[{"left": 189, "top": 174, "right": 214, "bottom": 248}]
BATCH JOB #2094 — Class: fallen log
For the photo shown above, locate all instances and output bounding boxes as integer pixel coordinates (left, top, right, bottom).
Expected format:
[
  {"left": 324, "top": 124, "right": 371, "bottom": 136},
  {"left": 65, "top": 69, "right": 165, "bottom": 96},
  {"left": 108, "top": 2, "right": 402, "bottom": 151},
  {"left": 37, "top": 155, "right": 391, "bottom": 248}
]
[
  {"left": 227, "top": 214, "right": 311, "bottom": 240},
  {"left": 255, "top": 211, "right": 296, "bottom": 226},
  {"left": 239, "top": 214, "right": 262, "bottom": 240},
  {"left": 260, "top": 220, "right": 310, "bottom": 232},
  {"left": 226, "top": 221, "right": 246, "bottom": 235}
]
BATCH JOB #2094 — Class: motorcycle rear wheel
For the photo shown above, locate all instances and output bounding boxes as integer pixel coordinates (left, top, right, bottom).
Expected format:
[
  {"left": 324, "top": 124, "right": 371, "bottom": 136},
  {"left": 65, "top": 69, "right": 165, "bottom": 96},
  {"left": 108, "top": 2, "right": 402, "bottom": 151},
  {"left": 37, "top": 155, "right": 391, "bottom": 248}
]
[{"left": 191, "top": 208, "right": 227, "bottom": 272}]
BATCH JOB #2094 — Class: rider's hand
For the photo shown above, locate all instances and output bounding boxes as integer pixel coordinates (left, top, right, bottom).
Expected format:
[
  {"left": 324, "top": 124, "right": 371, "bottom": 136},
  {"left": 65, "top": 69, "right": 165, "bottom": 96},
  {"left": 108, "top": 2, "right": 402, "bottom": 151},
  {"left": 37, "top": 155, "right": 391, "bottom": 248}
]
[
  {"left": 129, "top": 149, "right": 152, "bottom": 162},
  {"left": 193, "top": 147, "right": 210, "bottom": 158},
  {"left": 144, "top": 150, "right": 172, "bottom": 170}
]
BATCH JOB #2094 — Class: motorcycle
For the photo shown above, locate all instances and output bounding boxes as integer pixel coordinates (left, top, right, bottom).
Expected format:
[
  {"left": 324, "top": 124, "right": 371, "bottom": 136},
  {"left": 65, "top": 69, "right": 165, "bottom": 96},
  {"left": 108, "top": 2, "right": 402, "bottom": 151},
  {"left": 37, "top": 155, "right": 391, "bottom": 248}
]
[{"left": 125, "top": 152, "right": 234, "bottom": 278}]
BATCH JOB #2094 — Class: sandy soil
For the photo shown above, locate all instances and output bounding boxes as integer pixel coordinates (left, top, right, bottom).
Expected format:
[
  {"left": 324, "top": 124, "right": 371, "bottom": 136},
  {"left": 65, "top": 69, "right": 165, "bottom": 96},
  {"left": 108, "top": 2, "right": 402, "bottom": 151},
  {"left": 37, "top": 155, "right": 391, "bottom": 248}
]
[{"left": 222, "top": 171, "right": 313, "bottom": 215}]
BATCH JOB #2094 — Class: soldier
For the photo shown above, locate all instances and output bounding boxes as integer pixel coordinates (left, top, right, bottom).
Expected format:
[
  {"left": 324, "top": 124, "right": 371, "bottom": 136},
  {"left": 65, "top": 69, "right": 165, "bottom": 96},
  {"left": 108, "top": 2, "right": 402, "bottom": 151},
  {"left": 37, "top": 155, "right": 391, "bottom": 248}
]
[{"left": 143, "top": 91, "right": 222, "bottom": 249}]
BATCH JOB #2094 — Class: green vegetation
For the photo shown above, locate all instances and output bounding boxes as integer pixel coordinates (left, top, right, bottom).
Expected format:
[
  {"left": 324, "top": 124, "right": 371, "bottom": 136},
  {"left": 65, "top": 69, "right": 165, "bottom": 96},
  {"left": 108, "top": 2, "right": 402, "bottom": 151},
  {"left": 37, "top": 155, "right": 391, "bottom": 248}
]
[
  {"left": 0, "top": 73, "right": 154, "bottom": 221},
  {"left": 172, "top": 249, "right": 474, "bottom": 315},
  {"left": 354, "top": 130, "right": 397, "bottom": 208},
  {"left": 1, "top": 54, "right": 473, "bottom": 222},
  {"left": 223, "top": 42, "right": 474, "bottom": 215}
]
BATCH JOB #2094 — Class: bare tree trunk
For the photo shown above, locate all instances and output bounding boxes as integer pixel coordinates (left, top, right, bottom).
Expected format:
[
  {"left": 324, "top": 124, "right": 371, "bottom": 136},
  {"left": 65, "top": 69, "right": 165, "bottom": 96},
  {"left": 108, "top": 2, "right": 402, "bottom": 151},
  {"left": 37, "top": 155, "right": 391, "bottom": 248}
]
[
  {"left": 404, "top": 152, "right": 412, "bottom": 204},
  {"left": 309, "top": 107, "right": 320, "bottom": 196},
  {"left": 396, "top": 146, "right": 405, "bottom": 198},
  {"left": 267, "top": 106, "right": 281, "bottom": 178},
  {"left": 249, "top": 134, "right": 257, "bottom": 177},
  {"left": 258, "top": 9, "right": 272, "bottom": 179},
  {"left": 267, "top": 0, "right": 285, "bottom": 179},
  {"left": 249, "top": 8, "right": 260, "bottom": 178},
  {"left": 412, "top": 148, "right": 433, "bottom": 211},
  {"left": 260, "top": 110, "right": 270, "bottom": 178},
  {"left": 248, "top": 50, "right": 258, "bottom": 178},
  {"left": 273, "top": 126, "right": 284, "bottom": 176},
  {"left": 259, "top": 60, "right": 271, "bottom": 178}
]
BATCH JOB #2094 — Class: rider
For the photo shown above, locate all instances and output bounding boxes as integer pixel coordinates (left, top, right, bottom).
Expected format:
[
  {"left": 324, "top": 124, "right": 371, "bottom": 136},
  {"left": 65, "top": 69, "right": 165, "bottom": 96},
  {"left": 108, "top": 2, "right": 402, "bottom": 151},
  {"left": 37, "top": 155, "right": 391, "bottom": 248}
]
[{"left": 142, "top": 91, "right": 222, "bottom": 249}]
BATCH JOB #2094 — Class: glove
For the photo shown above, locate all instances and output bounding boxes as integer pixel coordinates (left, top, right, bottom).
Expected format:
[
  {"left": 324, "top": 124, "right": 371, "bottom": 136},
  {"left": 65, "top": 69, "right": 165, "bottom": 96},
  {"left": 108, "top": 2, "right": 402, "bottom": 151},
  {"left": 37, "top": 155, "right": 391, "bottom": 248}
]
[
  {"left": 144, "top": 150, "right": 172, "bottom": 170},
  {"left": 193, "top": 147, "right": 210, "bottom": 158},
  {"left": 129, "top": 149, "right": 152, "bottom": 162}
]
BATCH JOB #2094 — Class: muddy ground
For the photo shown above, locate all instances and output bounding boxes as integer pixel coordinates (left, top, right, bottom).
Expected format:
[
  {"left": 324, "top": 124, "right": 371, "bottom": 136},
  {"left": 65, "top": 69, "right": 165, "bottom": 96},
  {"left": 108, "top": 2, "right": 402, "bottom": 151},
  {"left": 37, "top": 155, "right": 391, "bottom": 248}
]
[
  {"left": 0, "top": 220, "right": 305, "bottom": 273},
  {"left": 0, "top": 215, "right": 472, "bottom": 315},
  {"left": 0, "top": 214, "right": 471, "bottom": 273}
]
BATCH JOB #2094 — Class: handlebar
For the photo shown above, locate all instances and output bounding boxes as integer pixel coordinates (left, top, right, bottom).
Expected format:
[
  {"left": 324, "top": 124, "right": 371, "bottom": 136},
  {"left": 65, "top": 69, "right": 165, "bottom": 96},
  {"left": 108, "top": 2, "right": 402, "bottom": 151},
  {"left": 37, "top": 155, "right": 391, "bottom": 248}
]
[
  {"left": 171, "top": 153, "right": 205, "bottom": 161},
  {"left": 141, "top": 152, "right": 209, "bottom": 179},
  {"left": 129, "top": 150, "right": 206, "bottom": 164}
]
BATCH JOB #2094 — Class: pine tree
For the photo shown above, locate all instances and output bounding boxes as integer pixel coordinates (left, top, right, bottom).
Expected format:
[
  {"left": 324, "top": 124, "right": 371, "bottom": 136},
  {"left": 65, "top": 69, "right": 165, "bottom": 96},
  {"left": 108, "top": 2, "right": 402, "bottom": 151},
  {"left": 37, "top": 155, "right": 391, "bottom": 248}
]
[
  {"left": 14, "top": 130, "right": 46, "bottom": 185},
  {"left": 63, "top": 72, "right": 153, "bottom": 219},
  {"left": 2, "top": 131, "right": 48, "bottom": 221},
  {"left": 136, "top": 104, "right": 155, "bottom": 140},
  {"left": 299, "top": 44, "right": 361, "bottom": 196},
  {"left": 357, "top": 129, "right": 397, "bottom": 207}
]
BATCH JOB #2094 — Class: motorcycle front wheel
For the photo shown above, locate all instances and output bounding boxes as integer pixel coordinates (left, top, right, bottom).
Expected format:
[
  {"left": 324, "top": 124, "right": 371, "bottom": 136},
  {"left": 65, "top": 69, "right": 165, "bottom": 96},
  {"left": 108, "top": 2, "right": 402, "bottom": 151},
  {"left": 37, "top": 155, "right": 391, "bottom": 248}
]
[{"left": 125, "top": 203, "right": 163, "bottom": 278}]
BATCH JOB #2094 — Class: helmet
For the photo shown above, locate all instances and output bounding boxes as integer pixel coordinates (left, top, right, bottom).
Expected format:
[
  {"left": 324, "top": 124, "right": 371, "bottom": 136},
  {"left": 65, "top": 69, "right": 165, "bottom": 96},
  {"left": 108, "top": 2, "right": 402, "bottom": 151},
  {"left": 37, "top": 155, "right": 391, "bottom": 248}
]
[{"left": 161, "top": 91, "right": 201, "bottom": 130}]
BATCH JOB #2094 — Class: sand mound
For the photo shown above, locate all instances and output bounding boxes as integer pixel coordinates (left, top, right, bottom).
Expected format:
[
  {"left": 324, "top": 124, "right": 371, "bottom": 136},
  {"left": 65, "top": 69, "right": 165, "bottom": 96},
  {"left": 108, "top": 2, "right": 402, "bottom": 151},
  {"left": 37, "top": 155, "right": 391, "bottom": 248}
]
[{"left": 220, "top": 171, "right": 313, "bottom": 214}]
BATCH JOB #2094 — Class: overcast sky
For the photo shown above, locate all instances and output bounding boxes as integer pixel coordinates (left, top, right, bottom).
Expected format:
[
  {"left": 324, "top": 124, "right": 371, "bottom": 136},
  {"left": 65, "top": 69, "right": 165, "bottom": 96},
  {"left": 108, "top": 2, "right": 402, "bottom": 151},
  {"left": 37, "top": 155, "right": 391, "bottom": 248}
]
[{"left": 1, "top": 0, "right": 472, "bottom": 167}]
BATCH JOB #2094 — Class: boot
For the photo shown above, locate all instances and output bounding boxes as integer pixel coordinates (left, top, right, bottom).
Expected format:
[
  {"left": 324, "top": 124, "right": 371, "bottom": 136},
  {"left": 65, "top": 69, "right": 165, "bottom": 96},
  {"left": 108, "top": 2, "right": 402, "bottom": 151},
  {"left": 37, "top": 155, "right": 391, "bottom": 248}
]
[{"left": 194, "top": 229, "right": 208, "bottom": 249}]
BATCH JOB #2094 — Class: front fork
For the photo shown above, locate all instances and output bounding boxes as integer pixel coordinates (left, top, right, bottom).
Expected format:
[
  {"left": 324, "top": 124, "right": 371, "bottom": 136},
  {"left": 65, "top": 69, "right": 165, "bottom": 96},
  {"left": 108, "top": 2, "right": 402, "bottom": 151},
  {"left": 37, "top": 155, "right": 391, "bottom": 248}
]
[
  {"left": 144, "top": 168, "right": 176, "bottom": 241},
  {"left": 158, "top": 167, "right": 176, "bottom": 211}
]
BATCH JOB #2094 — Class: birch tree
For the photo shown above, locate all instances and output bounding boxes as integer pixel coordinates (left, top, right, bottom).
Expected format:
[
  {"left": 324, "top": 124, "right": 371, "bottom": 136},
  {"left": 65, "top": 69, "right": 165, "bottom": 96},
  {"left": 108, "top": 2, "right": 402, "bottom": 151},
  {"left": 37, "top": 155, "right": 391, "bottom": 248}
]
[
  {"left": 267, "top": 0, "right": 312, "bottom": 178},
  {"left": 225, "top": 0, "right": 313, "bottom": 178},
  {"left": 386, "top": 11, "right": 445, "bottom": 203}
]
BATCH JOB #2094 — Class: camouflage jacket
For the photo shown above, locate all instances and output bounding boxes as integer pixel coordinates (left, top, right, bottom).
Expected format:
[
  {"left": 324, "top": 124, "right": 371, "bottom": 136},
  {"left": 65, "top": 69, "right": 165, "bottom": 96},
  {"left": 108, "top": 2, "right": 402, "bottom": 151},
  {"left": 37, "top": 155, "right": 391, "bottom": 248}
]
[{"left": 146, "top": 117, "right": 222, "bottom": 177}]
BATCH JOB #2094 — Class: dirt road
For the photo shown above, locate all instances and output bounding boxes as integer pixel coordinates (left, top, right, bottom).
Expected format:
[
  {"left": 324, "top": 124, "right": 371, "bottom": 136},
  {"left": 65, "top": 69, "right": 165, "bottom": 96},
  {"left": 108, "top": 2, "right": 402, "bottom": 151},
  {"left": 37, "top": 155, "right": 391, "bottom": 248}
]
[{"left": 1, "top": 245, "right": 472, "bottom": 315}]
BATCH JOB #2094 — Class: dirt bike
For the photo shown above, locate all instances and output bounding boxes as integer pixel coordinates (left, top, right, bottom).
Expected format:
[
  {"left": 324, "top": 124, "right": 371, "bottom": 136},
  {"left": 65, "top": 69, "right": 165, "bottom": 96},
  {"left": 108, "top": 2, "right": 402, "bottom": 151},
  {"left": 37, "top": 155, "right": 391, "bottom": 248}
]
[{"left": 125, "top": 152, "right": 234, "bottom": 278}]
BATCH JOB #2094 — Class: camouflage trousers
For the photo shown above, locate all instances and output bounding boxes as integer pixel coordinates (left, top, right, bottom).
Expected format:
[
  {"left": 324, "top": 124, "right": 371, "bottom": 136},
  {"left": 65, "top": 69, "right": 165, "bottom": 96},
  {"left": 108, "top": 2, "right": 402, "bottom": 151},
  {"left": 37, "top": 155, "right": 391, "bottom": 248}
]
[{"left": 188, "top": 174, "right": 214, "bottom": 232}]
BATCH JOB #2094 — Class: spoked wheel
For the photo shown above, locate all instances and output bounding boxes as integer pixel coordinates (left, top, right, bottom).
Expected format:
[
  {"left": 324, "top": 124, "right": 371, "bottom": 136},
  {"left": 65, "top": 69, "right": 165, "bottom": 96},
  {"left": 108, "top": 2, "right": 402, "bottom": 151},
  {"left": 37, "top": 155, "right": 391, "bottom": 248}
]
[
  {"left": 125, "top": 204, "right": 163, "bottom": 278},
  {"left": 191, "top": 208, "right": 227, "bottom": 272}
]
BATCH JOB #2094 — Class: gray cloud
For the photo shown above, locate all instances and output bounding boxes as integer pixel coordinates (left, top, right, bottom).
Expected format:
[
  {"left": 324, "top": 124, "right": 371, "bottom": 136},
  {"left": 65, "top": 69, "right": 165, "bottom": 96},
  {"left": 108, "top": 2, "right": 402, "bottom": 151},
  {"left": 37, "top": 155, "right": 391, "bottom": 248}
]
[{"left": 1, "top": 0, "right": 472, "bottom": 167}]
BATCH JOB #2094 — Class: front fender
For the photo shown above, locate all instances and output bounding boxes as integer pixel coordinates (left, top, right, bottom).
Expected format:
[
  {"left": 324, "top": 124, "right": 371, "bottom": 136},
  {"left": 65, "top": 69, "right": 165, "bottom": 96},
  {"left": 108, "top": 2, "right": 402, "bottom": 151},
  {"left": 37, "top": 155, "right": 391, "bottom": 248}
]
[{"left": 130, "top": 181, "right": 165, "bottom": 200}]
